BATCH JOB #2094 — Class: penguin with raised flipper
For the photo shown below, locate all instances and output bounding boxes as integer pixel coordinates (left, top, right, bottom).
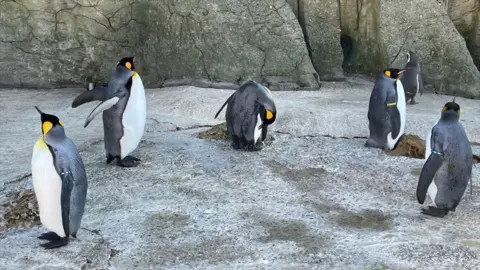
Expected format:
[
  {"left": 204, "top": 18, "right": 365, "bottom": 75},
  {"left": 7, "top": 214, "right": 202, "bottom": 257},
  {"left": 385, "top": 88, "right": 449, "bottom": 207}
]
[
  {"left": 72, "top": 57, "right": 147, "bottom": 167},
  {"left": 214, "top": 80, "right": 276, "bottom": 151},
  {"left": 365, "top": 68, "right": 406, "bottom": 150},
  {"left": 31, "top": 107, "right": 88, "bottom": 249},
  {"left": 400, "top": 50, "right": 425, "bottom": 105},
  {"left": 416, "top": 99, "right": 473, "bottom": 218}
]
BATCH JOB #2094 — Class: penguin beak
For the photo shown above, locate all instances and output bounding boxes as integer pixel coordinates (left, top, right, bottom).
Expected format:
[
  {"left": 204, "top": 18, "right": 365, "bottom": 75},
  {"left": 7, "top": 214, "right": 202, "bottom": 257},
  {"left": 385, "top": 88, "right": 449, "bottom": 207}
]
[
  {"left": 398, "top": 70, "right": 405, "bottom": 75},
  {"left": 34, "top": 106, "right": 44, "bottom": 115}
]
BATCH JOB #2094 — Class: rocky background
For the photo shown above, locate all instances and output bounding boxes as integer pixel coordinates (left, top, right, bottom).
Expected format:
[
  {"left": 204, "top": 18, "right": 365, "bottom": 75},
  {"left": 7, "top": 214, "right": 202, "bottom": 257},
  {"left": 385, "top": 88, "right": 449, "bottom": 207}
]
[{"left": 1, "top": 0, "right": 480, "bottom": 97}]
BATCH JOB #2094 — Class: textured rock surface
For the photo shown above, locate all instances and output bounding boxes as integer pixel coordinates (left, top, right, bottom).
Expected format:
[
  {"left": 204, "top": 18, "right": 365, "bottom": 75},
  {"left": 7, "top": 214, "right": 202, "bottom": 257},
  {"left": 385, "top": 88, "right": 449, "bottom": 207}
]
[
  {"left": 1, "top": 80, "right": 480, "bottom": 269},
  {"left": 447, "top": 0, "right": 480, "bottom": 70},
  {"left": 339, "top": 0, "right": 388, "bottom": 77},
  {"left": 383, "top": 0, "right": 480, "bottom": 98},
  {"left": 0, "top": 0, "right": 320, "bottom": 90},
  {"left": 298, "top": 0, "right": 345, "bottom": 81}
]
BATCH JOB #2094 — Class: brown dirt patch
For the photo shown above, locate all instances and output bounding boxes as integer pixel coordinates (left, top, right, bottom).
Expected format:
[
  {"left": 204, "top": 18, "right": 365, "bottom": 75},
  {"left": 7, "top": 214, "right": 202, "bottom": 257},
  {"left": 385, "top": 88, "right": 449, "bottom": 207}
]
[
  {"left": 198, "top": 122, "right": 229, "bottom": 141},
  {"left": 3, "top": 189, "right": 40, "bottom": 229},
  {"left": 197, "top": 122, "right": 275, "bottom": 145},
  {"left": 387, "top": 134, "right": 425, "bottom": 159},
  {"left": 335, "top": 209, "right": 392, "bottom": 231}
]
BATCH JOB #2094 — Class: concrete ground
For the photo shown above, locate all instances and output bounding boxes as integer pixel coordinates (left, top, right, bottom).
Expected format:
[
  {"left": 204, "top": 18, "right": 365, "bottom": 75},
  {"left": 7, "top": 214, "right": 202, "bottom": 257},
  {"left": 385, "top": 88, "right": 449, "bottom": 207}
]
[{"left": 0, "top": 77, "right": 480, "bottom": 269}]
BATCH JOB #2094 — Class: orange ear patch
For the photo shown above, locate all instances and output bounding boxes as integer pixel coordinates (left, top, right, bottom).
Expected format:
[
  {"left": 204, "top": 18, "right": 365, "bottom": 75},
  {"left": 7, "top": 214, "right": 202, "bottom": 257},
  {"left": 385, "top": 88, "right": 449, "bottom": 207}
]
[
  {"left": 385, "top": 70, "right": 391, "bottom": 77},
  {"left": 125, "top": 62, "right": 132, "bottom": 69},
  {"left": 266, "top": 110, "right": 273, "bottom": 120}
]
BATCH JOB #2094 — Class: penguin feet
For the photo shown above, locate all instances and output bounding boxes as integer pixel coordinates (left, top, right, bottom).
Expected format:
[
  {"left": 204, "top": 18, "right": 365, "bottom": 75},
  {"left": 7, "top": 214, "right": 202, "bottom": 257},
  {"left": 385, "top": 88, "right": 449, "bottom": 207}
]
[
  {"left": 247, "top": 143, "right": 263, "bottom": 151},
  {"left": 39, "top": 237, "right": 69, "bottom": 249},
  {"left": 421, "top": 206, "right": 449, "bottom": 218},
  {"left": 38, "top": 232, "right": 61, "bottom": 241},
  {"left": 410, "top": 100, "right": 419, "bottom": 105},
  {"left": 124, "top": 155, "right": 141, "bottom": 162},
  {"left": 117, "top": 157, "right": 139, "bottom": 167}
]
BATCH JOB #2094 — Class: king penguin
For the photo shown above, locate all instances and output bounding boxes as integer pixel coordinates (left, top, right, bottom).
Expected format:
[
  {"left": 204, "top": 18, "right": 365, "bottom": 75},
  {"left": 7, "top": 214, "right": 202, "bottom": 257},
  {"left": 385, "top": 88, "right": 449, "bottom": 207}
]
[
  {"left": 214, "top": 80, "right": 276, "bottom": 151},
  {"left": 71, "top": 57, "right": 147, "bottom": 167},
  {"left": 365, "top": 68, "right": 407, "bottom": 150},
  {"left": 416, "top": 99, "right": 473, "bottom": 218},
  {"left": 400, "top": 50, "right": 425, "bottom": 105},
  {"left": 31, "top": 107, "right": 88, "bottom": 249}
]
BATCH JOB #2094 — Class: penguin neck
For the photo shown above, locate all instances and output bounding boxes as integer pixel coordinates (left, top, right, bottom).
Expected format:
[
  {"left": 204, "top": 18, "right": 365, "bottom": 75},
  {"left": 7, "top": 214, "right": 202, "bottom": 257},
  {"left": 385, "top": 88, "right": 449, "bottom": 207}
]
[
  {"left": 440, "top": 110, "right": 459, "bottom": 122},
  {"left": 43, "top": 127, "right": 66, "bottom": 144}
]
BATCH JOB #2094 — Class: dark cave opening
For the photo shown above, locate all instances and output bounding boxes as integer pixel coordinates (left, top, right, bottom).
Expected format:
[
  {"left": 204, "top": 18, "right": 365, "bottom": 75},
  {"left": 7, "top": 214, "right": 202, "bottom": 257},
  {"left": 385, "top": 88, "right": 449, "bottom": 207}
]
[{"left": 340, "top": 34, "right": 354, "bottom": 70}]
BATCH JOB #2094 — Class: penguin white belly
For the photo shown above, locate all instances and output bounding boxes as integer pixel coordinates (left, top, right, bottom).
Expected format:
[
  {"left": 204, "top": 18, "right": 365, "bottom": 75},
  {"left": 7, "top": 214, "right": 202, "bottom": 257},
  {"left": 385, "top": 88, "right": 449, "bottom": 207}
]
[
  {"left": 386, "top": 80, "right": 406, "bottom": 149},
  {"left": 424, "top": 130, "right": 438, "bottom": 206},
  {"left": 254, "top": 113, "right": 262, "bottom": 144},
  {"left": 31, "top": 139, "right": 66, "bottom": 237},
  {"left": 120, "top": 74, "right": 147, "bottom": 159}
]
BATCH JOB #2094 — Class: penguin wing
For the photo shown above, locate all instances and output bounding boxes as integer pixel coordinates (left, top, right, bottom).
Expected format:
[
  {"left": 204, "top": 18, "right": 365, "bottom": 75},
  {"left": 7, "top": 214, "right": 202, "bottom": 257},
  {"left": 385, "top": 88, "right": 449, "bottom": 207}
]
[
  {"left": 386, "top": 86, "right": 401, "bottom": 139},
  {"left": 72, "top": 85, "right": 107, "bottom": 108},
  {"left": 50, "top": 146, "right": 75, "bottom": 237},
  {"left": 416, "top": 129, "right": 444, "bottom": 204},
  {"left": 52, "top": 139, "right": 88, "bottom": 237},
  {"left": 262, "top": 124, "right": 268, "bottom": 141},
  {"left": 83, "top": 94, "right": 125, "bottom": 128},
  {"left": 418, "top": 72, "right": 425, "bottom": 95}
]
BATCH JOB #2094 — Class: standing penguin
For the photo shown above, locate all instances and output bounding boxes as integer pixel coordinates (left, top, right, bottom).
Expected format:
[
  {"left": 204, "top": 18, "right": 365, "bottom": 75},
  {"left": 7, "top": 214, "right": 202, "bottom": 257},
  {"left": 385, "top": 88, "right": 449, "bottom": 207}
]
[
  {"left": 416, "top": 99, "right": 473, "bottom": 217},
  {"left": 31, "top": 107, "right": 88, "bottom": 249},
  {"left": 214, "top": 80, "right": 276, "bottom": 151},
  {"left": 71, "top": 57, "right": 146, "bottom": 167},
  {"left": 400, "top": 50, "right": 425, "bottom": 105},
  {"left": 365, "top": 68, "right": 406, "bottom": 150}
]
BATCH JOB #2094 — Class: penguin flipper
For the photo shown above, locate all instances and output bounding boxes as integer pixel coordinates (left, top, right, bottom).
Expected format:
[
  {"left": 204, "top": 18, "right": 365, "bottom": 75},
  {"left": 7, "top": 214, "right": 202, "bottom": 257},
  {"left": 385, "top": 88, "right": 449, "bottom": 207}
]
[
  {"left": 416, "top": 152, "right": 444, "bottom": 204},
  {"left": 262, "top": 124, "right": 268, "bottom": 141},
  {"left": 214, "top": 92, "right": 235, "bottom": 119},
  {"left": 84, "top": 96, "right": 121, "bottom": 128},
  {"left": 72, "top": 86, "right": 107, "bottom": 108},
  {"left": 387, "top": 105, "right": 401, "bottom": 139}
]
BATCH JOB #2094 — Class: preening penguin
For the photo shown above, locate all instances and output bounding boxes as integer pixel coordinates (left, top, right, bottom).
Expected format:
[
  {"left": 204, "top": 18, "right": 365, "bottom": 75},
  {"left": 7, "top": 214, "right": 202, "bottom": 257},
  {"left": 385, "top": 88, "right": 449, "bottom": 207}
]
[
  {"left": 400, "top": 51, "right": 425, "bottom": 105},
  {"left": 31, "top": 107, "right": 88, "bottom": 249},
  {"left": 416, "top": 99, "right": 473, "bottom": 218},
  {"left": 72, "top": 57, "right": 147, "bottom": 167},
  {"left": 214, "top": 80, "right": 276, "bottom": 151},
  {"left": 365, "top": 68, "right": 406, "bottom": 150}
]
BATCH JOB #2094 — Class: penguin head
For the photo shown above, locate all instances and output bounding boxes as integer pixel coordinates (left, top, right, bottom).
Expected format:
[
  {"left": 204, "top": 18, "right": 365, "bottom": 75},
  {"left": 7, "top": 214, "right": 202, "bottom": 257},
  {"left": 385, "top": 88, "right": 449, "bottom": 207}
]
[
  {"left": 35, "top": 106, "right": 64, "bottom": 135},
  {"left": 257, "top": 101, "right": 276, "bottom": 126},
  {"left": 441, "top": 99, "right": 461, "bottom": 117},
  {"left": 383, "top": 68, "right": 405, "bottom": 79},
  {"left": 117, "top": 57, "right": 136, "bottom": 71},
  {"left": 406, "top": 51, "right": 419, "bottom": 64}
]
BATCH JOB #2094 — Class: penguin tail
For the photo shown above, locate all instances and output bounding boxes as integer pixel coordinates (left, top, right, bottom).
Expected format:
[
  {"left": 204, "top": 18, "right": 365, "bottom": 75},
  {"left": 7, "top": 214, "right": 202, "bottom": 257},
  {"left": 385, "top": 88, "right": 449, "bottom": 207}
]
[{"left": 214, "top": 93, "right": 234, "bottom": 119}]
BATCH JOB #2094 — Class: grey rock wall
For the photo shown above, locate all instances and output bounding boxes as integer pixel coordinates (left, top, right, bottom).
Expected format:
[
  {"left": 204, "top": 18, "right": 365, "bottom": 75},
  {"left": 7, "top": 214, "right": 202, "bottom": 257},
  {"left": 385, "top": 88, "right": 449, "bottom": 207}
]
[{"left": 1, "top": 0, "right": 480, "bottom": 97}]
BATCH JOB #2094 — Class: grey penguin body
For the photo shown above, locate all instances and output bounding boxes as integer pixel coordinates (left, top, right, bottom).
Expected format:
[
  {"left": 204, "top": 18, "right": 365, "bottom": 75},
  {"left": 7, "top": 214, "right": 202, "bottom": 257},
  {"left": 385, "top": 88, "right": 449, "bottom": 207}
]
[
  {"left": 32, "top": 108, "right": 88, "bottom": 249},
  {"left": 215, "top": 80, "right": 276, "bottom": 151},
  {"left": 400, "top": 51, "right": 424, "bottom": 105},
  {"left": 365, "top": 69, "right": 406, "bottom": 150},
  {"left": 72, "top": 58, "right": 143, "bottom": 167},
  {"left": 416, "top": 101, "right": 473, "bottom": 217}
]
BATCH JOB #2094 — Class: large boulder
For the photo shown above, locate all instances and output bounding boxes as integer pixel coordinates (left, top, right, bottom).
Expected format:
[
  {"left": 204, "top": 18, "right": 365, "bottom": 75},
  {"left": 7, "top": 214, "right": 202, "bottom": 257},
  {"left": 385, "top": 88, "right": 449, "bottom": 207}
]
[
  {"left": 382, "top": 0, "right": 480, "bottom": 98},
  {"left": 298, "top": 0, "right": 345, "bottom": 81},
  {"left": 447, "top": 0, "right": 480, "bottom": 71},
  {"left": 0, "top": 0, "right": 320, "bottom": 90}
]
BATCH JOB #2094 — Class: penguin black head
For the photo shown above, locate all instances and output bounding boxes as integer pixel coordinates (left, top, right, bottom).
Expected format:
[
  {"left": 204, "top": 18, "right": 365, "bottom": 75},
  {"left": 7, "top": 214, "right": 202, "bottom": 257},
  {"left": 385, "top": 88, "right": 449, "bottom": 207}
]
[
  {"left": 442, "top": 99, "right": 461, "bottom": 115},
  {"left": 117, "top": 57, "right": 136, "bottom": 71},
  {"left": 263, "top": 107, "right": 276, "bottom": 125},
  {"left": 383, "top": 68, "right": 405, "bottom": 79},
  {"left": 35, "top": 106, "right": 63, "bottom": 135}
]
